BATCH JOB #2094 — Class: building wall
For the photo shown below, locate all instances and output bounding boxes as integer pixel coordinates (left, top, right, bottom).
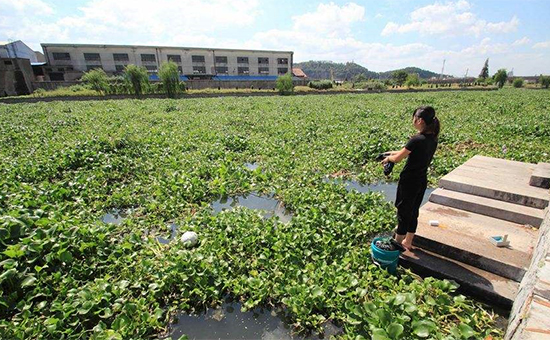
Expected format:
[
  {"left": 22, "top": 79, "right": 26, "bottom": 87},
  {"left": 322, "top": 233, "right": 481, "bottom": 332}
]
[
  {"left": 1, "top": 58, "right": 34, "bottom": 96},
  {"left": 41, "top": 44, "right": 293, "bottom": 79}
]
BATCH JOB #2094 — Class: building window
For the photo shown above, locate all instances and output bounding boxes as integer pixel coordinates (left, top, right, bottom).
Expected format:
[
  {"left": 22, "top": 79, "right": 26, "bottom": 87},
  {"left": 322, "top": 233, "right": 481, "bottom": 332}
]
[
  {"left": 192, "top": 55, "right": 205, "bottom": 63},
  {"left": 237, "top": 57, "right": 249, "bottom": 64},
  {"left": 215, "top": 56, "right": 227, "bottom": 64},
  {"left": 258, "top": 67, "right": 269, "bottom": 74},
  {"left": 141, "top": 54, "right": 156, "bottom": 62},
  {"left": 145, "top": 65, "right": 158, "bottom": 72},
  {"left": 193, "top": 66, "right": 206, "bottom": 74},
  {"left": 215, "top": 66, "right": 228, "bottom": 74},
  {"left": 4, "top": 60, "right": 12, "bottom": 65},
  {"left": 84, "top": 53, "right": 101, "bottom": 61},
  {"left": 113, "top": 53, "right": 129, "bottom": 61},
  {"left": 115, "top": 65, "right": 125, "bottom": 72},
  {"left": 167, "top": 54, "right": 182, "bottom": 63},
  {"left": 278, "top": 67, "right": 288, "bottom": 75},
  {"left": 86, "top": 65, "right": 103, "bottom": 71},
  {"left": 49, "top": 72, "right": 65, "bottom": 81},
  {"left": 177, "top": 66, "right": 183, "bottom": 74},
  {"left": 258, "top": 57, "right": 269, "bottom": 64},
  {"left": 52, "top": 52, "right": 71, "bottom": 60},
  {"left": 238, "top": 67, "right": 249, "bottom": 75},
  {"left": 277, "top": 58, "right": 289, "bottom": 65}
]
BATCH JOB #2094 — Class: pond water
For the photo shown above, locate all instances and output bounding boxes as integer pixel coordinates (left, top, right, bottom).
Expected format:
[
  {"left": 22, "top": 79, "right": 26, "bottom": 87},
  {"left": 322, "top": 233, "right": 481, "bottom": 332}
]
[
  {"left": 101, "top": 208, "right": 128, "bottom": 225},
  {"left": 157, "top": 223, "right": 178, "bottom": 244},
  {"left": 168, "top": 302, "right": 341, "bottom": 340},
  {"left": 326, "top": 179, "right": 434, "bottom": 206},
  {"left": 244, "top": 162, "right": 259, "bottom": 171},
  {"left": 211, "top": 193, "right": 292, "bottom": 223}
]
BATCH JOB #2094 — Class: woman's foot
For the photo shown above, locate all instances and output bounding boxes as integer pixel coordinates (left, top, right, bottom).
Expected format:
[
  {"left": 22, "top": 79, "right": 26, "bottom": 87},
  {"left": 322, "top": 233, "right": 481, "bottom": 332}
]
[{"left": 401, "top": 232, "right": 416, "bottom": 250}]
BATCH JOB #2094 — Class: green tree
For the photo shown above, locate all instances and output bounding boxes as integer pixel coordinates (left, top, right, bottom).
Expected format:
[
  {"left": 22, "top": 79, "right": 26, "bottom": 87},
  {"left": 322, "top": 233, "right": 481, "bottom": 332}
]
[
  {"left": 479, "top": 58, "right": 489, "bottom": 79},
  {"left": 512, "top": 78, "right": 524, "bottom": 88},
  {"left": 123, "top": 65, "right": 149, "bottom": 97},
  {"left": 81, "top": 68, "right": 109, "bottom": 94},
  {"left": 493, "top": 69, "right": 508, "bottom": 88},
  {"left": 276, "top": 73, "right": 294, "bottom": 95},
  {"left": 539, "top": 74, "right": 550, "bottom": 89},
  {"left": 353, "top": 73, "right": 368, "bottom": 83},
  {"left": 392, "top": 70, "right": 408, "bottom": 86},
  {"left": 405, "top": 73, "right": 421, "bottom": 87},
  {"left": 158, "top": 61, "right": 181, "bottom": 98}
]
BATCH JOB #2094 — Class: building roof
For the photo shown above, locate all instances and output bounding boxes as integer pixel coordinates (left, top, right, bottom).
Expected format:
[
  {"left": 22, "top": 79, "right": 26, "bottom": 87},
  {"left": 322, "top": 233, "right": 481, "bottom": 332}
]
[
  {"left": 41, "top": 43, "right": 293, "bottom": 54},
  {"left": 292, "top": 68, "right": 307, "bottom": 78}
]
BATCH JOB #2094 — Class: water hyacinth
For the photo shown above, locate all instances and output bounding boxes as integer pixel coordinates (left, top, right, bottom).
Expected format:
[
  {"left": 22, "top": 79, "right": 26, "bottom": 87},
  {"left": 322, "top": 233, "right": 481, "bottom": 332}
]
[{"left": 1, "top": 89, "right": 548, "bottom": 339}]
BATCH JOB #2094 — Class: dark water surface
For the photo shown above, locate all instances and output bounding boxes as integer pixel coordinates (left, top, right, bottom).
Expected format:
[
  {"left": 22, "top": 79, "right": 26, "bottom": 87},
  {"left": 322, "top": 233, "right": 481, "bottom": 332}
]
[
  {"left": 211, "top": 193, "right": 292, "bottom": 223},
  {"left": 326, "top": 179, "right": 434, "bottom": 206},
  {"left": 168, "top": 302, "right": 341, "bottom": 340}
]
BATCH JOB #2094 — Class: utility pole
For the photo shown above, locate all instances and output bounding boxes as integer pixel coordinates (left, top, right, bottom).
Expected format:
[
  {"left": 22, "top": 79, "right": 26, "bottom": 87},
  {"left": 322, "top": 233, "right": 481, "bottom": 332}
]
[{"left": 440, "top": 59, "right": 446, "bottom": 80}]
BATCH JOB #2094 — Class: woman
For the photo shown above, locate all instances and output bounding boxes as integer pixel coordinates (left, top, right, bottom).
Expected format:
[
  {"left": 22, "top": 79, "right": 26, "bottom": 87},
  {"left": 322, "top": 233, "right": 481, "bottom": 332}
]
[{"left": 382, "top": 106, "right": 440, "bottom": 250}]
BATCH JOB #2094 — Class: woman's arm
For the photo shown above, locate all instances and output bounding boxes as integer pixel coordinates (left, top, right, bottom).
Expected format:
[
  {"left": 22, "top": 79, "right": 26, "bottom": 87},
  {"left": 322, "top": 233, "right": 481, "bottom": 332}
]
[{"left": 382, "top": 147, "right": 411, "bottom": 164}]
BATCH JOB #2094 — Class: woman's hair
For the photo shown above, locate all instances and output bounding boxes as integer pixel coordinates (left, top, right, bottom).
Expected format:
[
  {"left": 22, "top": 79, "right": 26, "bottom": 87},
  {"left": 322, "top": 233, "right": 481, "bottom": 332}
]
[{"left": 413, "top": 106, "right": 440, "bottom": 140}]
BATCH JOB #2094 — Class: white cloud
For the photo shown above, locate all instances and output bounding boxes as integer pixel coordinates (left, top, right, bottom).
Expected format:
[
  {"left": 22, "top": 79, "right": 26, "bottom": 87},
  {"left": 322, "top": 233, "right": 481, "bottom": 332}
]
[
  {"left": 512, "top": 37, "right": 531, "bottom": 46},
  {"left": 291, "top": 2, "right": 365, "bottom": 38},
  {"left": 533, "top": 41, "right": 550, "bottom": 49},
  {"left": 381, "top": 1, "right": 519, "bottom": 37},
  {"left": 0, "top": 0, "right": 260, "bottom": 50}
]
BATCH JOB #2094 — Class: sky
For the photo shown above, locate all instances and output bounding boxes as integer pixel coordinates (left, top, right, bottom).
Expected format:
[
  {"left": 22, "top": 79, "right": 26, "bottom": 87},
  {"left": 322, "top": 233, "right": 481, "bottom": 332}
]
[{"left": 1, "top": 0, "right": 549, "bottom": 76}]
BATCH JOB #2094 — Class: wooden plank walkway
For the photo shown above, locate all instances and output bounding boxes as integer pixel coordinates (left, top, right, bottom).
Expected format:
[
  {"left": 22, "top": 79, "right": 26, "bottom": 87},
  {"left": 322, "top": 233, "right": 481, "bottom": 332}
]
[{"left": 400, "top": 155, "right": 550, "bottom": 309}]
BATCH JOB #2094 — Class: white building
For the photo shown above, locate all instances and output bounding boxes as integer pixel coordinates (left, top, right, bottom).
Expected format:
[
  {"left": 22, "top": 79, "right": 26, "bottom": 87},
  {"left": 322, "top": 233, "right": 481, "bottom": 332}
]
[{"left": 41, "top": 43, "right": 293, "bottom": 81}]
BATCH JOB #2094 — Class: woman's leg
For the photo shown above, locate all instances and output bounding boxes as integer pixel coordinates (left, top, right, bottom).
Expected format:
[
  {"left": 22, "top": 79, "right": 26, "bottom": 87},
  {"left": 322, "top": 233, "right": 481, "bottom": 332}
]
[
  {"left": 402, "top": 178, "right": 428, "bottom": 249},
  {"left": 394, "top": 178, "right": 415, "bottom": 244}
]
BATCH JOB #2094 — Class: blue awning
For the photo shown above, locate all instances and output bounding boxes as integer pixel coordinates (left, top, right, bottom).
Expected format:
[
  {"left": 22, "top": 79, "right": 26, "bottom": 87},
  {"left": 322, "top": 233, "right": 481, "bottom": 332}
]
[{"left": 148, "top": 75, "right": 189, "bottom": 81}]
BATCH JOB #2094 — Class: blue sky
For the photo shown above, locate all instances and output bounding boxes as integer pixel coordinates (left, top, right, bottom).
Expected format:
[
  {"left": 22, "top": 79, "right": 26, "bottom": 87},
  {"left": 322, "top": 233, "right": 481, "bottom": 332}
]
[{"left": 1, "top": 0, "right": 549, "bottom": 76}]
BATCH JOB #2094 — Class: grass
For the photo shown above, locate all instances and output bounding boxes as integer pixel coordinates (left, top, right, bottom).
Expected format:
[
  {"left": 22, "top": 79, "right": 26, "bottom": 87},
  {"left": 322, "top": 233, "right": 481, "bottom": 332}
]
[{"left": 1, "top": 89, "right": 549, "bottom": 339}]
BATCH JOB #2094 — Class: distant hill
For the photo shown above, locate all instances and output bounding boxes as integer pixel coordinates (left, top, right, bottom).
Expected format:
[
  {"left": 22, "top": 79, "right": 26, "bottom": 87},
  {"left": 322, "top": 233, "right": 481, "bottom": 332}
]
[
  {"left": 294, "top": 61, "right": 449, "bottom": 80},
  {"left": 293, "top": 61, "right": 378, "bottom": 80}
]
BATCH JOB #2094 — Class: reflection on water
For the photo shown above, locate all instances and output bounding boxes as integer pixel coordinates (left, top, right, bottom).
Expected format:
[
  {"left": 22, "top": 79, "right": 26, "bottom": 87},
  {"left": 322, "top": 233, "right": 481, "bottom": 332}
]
[
  {"left": 101, "top": 209, "right": 128, "bottom": 225},
  {"left": 325, "top": 179, "right": 434, "bottom": 206},
  {"left": 157, "top": 223, "right": 178, "bottom": 244},
  {"left": 212, "top": 193, "right": 292, "bottom": 223},
  {"left": 245, "top": 162, "right": 259, "bottom": 171},
  {"left": 168, "top": 302, "right": 340, "bottom": 340}
]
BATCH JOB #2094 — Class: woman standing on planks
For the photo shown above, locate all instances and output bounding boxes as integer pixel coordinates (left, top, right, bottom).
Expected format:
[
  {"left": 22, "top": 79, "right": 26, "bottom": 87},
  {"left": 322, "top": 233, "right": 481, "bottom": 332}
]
[{"left": 382, "top": 106, "right": 440, "bottom": 250}]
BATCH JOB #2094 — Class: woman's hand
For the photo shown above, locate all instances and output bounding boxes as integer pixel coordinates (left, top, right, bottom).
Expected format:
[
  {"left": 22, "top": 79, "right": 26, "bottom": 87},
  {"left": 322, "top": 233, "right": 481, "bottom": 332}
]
[{"left": 381, "top": 156, "right": 391, "bottom": 164}]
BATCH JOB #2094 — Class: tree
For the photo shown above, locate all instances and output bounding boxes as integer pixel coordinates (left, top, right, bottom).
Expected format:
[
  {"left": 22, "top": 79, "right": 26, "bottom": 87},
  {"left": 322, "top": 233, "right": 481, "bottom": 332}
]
[
  {"left": 123, "top": 65, "right": 149, "bottom": 97},
  {"left": 353, "top": 73, "right": 368, "bottom": 83},
  {"left": 158, "top": 61, "right": 181, "bottom": 98},
  {"left": 539, "top": 74, "right": 550, "bottom": 89},
  {"left": 479, "top": 58, "right": 489, "bottom": 79},
  {"left": 392, "top": 70, "right": 408, "bottom": 86},
  {"left": 512, "top": 78, "right": 524, "bottom": 88},
  {"left": 81, "top": 68, "right": 109, "bottom": 94},
  {"left": 493, "top": 69, "right": 508, "bottom": 88},
  {"left": 276, "top": 73, "right": 294, "bottom": 95},
  {"left": 405, "top": 73, "right": 420, "bottom": 87}
]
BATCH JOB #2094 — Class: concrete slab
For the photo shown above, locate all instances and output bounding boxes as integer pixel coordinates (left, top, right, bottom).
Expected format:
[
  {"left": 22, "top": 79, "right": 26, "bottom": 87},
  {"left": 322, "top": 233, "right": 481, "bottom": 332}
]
[
  {"left": 530, "top": 162, "right": 550, "bottom": 189},
  {"left": 400, "top": 248, "right": 518, "bottom": 308},
  {"left": 414, "top": 202, "right": 538, "bottom": 281},
  {"left": 523, "top": 296, "right": 550, "bottom": 335},
  {"left": 439, "top": 155, "right": 549, "bottom": 209},
  {"left": 429, "top": 188, "right": 545, "bottom": 227}
]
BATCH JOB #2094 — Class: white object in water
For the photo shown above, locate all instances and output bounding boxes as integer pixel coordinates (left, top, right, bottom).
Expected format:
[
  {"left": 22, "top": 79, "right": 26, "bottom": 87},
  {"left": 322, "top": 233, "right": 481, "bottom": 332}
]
[
  {"left": 181, "top": 231, "right": 198, "bottom": 246},
  {"left": 429, "top": 220, "right": 439, "bottom": 227},
  {"left": 490, "top": 234, "right": 510, "bottom": 247}
]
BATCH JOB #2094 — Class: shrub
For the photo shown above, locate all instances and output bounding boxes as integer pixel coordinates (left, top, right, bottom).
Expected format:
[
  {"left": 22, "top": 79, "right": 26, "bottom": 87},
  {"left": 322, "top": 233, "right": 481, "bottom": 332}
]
[
  {"left": 81, "top": 69, "right": 109, "bottom": 94},
  {"left": 276, "top": 73, "right": 294, "bottom": 95},
  {"left": 32, "top": 88, "right": 46, "bottom": 97},
  {"left": 405, "top": 74, "right": 421, "bottom": 88},
  {"left": 493, "top": 69, "right": 508, "bottom": 88},
  {"left": 124, "top": 65, "right": 149, "bottom": 97},
  {"left": 539, "top": 75, "right": 550, "bottom": 89},
  {"left": 308, "top": 80, "right": 333, "bottom": 90},
  {"left": 158, "top": 61, "right": 181, "bottom": 98},
  {"left": 392, "top": 70, "right": 408, "bottom": 86},
  {"left": 513, "top": 78, "right": 524, "bottom": 88}
]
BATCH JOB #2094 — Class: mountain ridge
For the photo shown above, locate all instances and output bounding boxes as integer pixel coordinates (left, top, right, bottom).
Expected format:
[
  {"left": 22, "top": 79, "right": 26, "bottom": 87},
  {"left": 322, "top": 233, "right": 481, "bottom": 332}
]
[{"left": 294, "top": 61, "right": 450, "bottom": 80}]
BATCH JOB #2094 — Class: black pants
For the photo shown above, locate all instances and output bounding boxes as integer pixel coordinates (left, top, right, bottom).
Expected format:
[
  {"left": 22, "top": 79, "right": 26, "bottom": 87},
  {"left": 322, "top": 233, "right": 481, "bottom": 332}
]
[{"left": 395, "top": 175, "right": 427, "bottom": 235}]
